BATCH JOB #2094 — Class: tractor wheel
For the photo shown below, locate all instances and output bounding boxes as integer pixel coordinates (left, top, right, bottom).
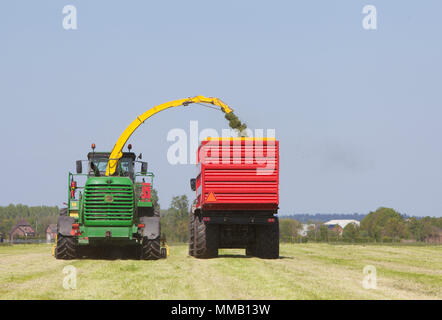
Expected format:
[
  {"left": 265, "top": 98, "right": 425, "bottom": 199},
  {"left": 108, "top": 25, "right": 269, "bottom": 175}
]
[
  {"left": 161, "top": 247, "right": 167, "bottom": 258},
  {"left": 140, "top": 237, "right": 161, "bottom": 260},
  {"left": 55, "top": 233, "right": 77, "bottom": 260},
  {"left": 59, "top": 208, "right": 68, "bottom": 216},
  {"left": 189, "top": 214, "right": 195, "bottom": 256},
  {"left": 255, "top": 219, "right": 279, "bottom": 259},
  {"left": 194, "top": 216, "right": 218, "bottom": 259}
]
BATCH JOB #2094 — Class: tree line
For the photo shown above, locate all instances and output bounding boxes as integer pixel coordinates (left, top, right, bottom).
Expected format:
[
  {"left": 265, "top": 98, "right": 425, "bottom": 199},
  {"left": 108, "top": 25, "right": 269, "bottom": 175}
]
[{"left": 1, "top": 198, "right": 440, "bottom": 244}]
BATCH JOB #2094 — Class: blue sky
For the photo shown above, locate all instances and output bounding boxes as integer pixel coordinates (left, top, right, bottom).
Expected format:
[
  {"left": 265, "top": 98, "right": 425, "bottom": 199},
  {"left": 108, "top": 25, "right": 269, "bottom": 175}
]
[{"left": 0, "top": 1, "right": 441, "bottom": 216}]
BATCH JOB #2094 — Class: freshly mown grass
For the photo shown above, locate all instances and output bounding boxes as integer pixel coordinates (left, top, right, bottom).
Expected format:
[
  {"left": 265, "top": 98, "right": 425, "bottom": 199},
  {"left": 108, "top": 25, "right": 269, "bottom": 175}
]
[{"left": 0, "top": 243, "right": 440, "bottom": 300}]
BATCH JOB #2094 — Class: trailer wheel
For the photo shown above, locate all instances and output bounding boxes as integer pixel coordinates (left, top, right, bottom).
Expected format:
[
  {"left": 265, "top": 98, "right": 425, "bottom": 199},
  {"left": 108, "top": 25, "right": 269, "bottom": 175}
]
[
  {"left": 55, "top": 234, "right": 77, "bottom": 260},
  {"left": 246, "top": 226, "right": 257, "bottom": 256},
  {"left": 194, "top": 216, "right": 218, "bottom": 259},
  {"left": 256, "top": 219, "right": 279, "bottom": 259},
  {"left": 140, "top": 237, "right": 161, "bottom": 260},
  {"left": 246, "top": 244, "right": 256, "bottom": 256},
  {"left": 189, "top": 214, "right": 195, "bottom": 256}
]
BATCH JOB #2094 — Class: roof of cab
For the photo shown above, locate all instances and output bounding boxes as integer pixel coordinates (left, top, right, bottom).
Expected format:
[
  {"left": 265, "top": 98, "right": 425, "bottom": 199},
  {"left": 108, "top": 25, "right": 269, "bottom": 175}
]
[{"left": 87, "top": 152, "right": 136, "bottom": 160}]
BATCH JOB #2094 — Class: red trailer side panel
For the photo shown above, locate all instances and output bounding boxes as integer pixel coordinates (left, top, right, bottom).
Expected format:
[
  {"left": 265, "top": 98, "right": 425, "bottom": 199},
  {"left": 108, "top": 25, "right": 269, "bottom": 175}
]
[{"left": 195, "top": 138, "right": 279, "bottom": 211}]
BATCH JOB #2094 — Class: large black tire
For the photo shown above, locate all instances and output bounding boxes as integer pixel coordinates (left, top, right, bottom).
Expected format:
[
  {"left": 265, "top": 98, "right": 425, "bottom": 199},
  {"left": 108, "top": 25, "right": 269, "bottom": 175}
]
[
  {"left": 255, "top": 220, "right": 279, "bottom": 259},
  {"left": 161, "top": 247, "right": 167, "bottom": 259},
  {"left": 140, "top": 237, "right": 161, "bottom": 260},
  {"left": 246, "top": 227, "right": 257, "bottom": 256},
  {"left": 246, "top": 244, "right": 256, "bottom": 256},
  {"left": 194, "top": 216, "right": 218, "bottom": 259},
  {"left": 189, "top": 214, "right": 195, "bottom": 256},
  {"left": 55, "top": 233, "right": 77, "bottom": 260}
]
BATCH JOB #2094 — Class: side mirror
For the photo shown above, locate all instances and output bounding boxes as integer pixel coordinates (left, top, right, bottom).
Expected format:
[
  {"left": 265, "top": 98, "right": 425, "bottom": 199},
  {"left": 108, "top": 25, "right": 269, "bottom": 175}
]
[
  {"left": 137, "top": 153, "right": 142, "bottom": 160},
  {"left": 190, "top": 178, "right": 196, "bottom": 191},
  {"left": 76, "top": 160, "right": 82, "bottom": 174},
  {"left": 141, "top": 162, "right": 148, "bottom": 174}
]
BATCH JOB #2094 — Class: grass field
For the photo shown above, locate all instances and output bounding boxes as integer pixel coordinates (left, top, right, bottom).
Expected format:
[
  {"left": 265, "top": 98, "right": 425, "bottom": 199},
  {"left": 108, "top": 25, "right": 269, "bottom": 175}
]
[{"left": 0, "top": 243, "right": 441, "bottom": 299}]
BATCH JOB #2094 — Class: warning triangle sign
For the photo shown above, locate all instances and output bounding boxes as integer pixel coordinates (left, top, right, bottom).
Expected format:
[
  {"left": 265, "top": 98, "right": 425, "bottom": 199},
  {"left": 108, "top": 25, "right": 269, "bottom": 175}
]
[{"left": 206, "top": 192, "right": 217, "bottom": 202}]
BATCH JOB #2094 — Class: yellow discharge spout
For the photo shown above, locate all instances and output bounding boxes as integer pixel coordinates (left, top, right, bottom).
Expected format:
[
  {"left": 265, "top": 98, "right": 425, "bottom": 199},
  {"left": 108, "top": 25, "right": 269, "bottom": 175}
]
[{"left": 105, "top": 96, "right": 233, "bottom": 176}]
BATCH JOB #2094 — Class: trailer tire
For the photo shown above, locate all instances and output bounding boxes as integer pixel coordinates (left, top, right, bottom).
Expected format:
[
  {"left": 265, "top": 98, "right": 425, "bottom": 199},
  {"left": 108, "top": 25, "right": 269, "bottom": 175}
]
[
  {"left": 194, "top": 216, "right": 218, "bottom": 259},
  {"left": 256, "top": 220, "right": 279, "bottom": 259},
  {"left": 55, "top": 234, "right": 77, "bottom": 260},
  {"left": 141, "top": 237, "right": 161, "bottom": 260},
  {"left": 189, "top": 214, "right": 195, "bottom": 256},
  {"left": 246, "top": 226, "right": 257, "bottom": 256},
  {"left": 246, "top": 244, "right": 256, "bottom": 257}
]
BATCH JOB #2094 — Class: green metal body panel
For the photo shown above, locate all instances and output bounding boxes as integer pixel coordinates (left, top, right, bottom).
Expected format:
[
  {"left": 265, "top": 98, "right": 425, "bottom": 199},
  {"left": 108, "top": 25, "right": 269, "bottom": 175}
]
[
  {"left": 77, "top": 225, "right": 139, "bottom": 245},
  {"left": 79, "top": 177, "right": 136, "bottom": 245},
  {"left": 137, "top": 201, "right": 153, "bottom": 207},
  {"left": 83, "top": 177, "right": 134, "bottom": 227}
]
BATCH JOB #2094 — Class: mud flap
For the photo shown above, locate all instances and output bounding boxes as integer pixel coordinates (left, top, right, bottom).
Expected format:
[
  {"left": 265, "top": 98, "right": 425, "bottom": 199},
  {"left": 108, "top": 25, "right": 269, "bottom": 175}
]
[
  {"left": 58, "top": 216, "right": 75, "bottom": 236},
  {"left": 140, "top": 216, "right": 160, "bottom": 239}
]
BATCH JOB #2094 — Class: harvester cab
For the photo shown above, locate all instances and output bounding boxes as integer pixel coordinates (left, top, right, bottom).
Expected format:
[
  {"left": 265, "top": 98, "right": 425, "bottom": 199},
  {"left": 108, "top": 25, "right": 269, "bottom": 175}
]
[
  {"left": 76, "top": 144, "right": 147, "bottom": 181},
  {"left": 86, "top": 152, "right": 136, "bottom": 179}
]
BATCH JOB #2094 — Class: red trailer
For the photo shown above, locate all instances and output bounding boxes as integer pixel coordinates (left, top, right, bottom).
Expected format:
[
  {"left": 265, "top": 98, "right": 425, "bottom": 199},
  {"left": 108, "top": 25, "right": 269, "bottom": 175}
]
[{"left": 189, "top": 137, "right": 279, "bottom": 259}]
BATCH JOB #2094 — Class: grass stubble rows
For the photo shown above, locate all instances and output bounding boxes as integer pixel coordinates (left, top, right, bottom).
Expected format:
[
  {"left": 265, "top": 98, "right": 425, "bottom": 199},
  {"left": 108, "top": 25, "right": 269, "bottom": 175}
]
[{"left": 0, "top": 243, "right": 440, "bottom": 299}]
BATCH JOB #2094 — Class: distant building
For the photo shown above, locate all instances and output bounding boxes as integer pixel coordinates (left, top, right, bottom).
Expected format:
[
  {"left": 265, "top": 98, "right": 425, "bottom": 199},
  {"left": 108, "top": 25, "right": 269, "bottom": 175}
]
[
  {"left": 324, "top": 219, "right": 360, "bottom": 235},
  {"left": 46, "top": 224, "right": 57, "bottom": 243},
  {"left": 9, "top": 218, "right": 36, "bottom": 241}
]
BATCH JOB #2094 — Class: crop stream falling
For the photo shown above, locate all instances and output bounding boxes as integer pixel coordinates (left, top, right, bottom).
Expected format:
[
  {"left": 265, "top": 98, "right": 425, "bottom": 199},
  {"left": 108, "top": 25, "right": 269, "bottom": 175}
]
[{"left": 224, "top": 111, "right": 248, "bottom": 137}]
